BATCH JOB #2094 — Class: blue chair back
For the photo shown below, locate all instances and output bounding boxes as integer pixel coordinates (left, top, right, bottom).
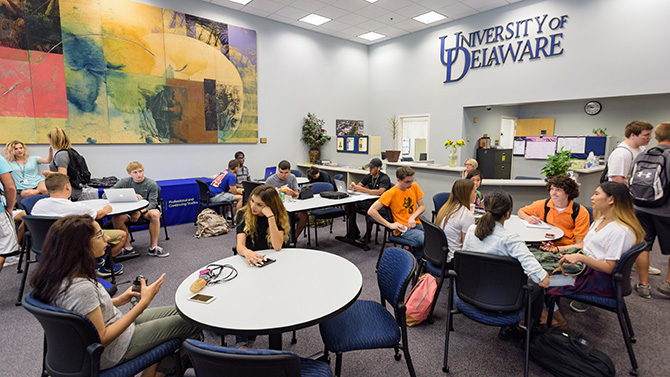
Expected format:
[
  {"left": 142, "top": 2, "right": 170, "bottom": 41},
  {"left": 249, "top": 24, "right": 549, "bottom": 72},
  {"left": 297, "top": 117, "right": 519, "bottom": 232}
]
[
  {"left": 312, "top": 182, "right": 334, "bottom": 194},
  {"left": 454, "top": 250, "right": 527, "bottom": 313},
  {"left": 21, "top": 215, "right": 60, "bottom": 254},
  {"left": 22, "top": 194, "right": 48, "bottom": 214},
  {"left": 613, "top": 242, "right": 646, "bottom": 296},
  {"left": 378, "top": 247, "right": 416, "bottom": 310},
  {"left": 432, "top": 192, "right": 450, "bottom": 219},
  {"left": 183, "top": 339, "right": 302, "bottom": 377},
  {"left": 585, "top": 206, "right": 594, "bottom": 224},
  {"left": 291, "top": 170, "right": 302, "bottom": 177},
  {"left": 514, "top": 176, "right": 542, "bottom": 180},
  {"left": 333, "top": 174, "right": 343, "bottom": 181}
]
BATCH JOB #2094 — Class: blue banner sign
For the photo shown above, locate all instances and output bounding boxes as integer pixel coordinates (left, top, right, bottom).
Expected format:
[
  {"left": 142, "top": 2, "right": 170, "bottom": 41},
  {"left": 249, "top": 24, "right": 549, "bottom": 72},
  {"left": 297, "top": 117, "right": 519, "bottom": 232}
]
[{"left": 440, "top": 14, "right": 568, "bottom": 83}]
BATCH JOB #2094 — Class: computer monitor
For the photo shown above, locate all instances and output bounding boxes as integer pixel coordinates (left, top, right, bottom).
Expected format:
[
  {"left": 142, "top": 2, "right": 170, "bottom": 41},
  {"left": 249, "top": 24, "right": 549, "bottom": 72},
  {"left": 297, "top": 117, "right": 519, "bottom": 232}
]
[
  {"left": 419, "top": 153, "right": 427, "bottom": 161},
  {"left": 264, "top": 166, "right": 276, "bottom": 180}
]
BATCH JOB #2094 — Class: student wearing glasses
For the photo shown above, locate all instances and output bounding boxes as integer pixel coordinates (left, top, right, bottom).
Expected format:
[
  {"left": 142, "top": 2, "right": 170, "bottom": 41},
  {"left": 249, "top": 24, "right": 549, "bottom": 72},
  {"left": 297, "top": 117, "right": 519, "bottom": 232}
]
[
  {"left": 30, "top": 215, "right": 199, "bottom": 377},
  {"left": 463, "top": 158, "right": 478, "bottom": 177}
]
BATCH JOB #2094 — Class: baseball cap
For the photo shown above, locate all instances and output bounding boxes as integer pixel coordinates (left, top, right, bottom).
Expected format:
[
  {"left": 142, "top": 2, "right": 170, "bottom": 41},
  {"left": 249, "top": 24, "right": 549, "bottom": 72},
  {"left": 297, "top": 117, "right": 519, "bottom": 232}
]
[{"left": 365, "top": 158, "right": 383, "bottom": 168}]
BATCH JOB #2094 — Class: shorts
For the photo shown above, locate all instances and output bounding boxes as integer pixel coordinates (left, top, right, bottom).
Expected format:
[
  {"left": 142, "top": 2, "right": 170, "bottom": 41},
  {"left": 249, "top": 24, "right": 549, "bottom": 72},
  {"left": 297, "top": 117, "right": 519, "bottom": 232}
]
[
  {"left": 0, "top": 211, "right": 19, "bottom": 256},
  {"left": 104, "top": 229, "right": 124, "bottom": 246},
  {"left": 635, "top": 210, "right": 670, "bottom": 255},
  {"left": 210, "top": 192, "right": 235, "bottom": 203}
]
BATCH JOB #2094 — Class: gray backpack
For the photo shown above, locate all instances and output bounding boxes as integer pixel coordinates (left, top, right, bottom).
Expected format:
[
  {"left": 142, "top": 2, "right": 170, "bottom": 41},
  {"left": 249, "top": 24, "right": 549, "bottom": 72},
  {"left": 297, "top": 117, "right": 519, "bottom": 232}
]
[
  {"left": 628, "top": 146, "right": 670, "bottom": 208},
  {"left": 194, "top": 209, "right": 230, "bottom": 238}
]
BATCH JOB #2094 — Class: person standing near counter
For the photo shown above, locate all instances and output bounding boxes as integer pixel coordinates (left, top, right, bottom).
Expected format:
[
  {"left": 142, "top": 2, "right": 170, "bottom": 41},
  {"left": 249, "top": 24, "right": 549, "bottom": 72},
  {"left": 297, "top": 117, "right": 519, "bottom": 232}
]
[
  {"left": 349, "top": 158, "right": 392, "bottom": 241},
  {"left": 606, "top": 120, "right": 653, "bottom": 184},
  {"left": 368, "top": 166, "right": 425, "bottom": 259},
  {"left": 463, "top": 158, "right": 478, "bottom": 178},
  {"left": 517, "top": 175, "right": 590, "bottom": 248}
]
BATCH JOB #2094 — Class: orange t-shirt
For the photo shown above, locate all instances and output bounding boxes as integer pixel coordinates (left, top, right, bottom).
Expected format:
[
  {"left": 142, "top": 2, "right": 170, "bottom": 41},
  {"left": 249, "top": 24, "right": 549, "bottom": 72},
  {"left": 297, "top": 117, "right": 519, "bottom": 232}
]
[
  {"left": 378, "top": 183, "right": 424, "bottom": 227},
  {"left": 520, "top": 199, "right": 590, "bottom": 246}
]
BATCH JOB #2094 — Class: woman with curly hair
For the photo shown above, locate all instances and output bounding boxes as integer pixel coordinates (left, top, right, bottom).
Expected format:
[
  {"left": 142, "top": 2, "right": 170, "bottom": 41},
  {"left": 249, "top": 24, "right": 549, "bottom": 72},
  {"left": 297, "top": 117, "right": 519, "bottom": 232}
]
[
  {"left": 518, "top": 175, "right": 590, "bottom": 249},
  {"left": 3, "top": 140, "right": 52, "bottom": 198}
]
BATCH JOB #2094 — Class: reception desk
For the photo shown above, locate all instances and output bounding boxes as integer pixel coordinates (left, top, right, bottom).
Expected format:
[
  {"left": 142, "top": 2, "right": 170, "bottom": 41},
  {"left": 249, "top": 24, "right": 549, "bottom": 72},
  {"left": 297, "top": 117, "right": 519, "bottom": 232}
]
[{"left": 297, "top": 164, "right": 369, "bottom": 185}]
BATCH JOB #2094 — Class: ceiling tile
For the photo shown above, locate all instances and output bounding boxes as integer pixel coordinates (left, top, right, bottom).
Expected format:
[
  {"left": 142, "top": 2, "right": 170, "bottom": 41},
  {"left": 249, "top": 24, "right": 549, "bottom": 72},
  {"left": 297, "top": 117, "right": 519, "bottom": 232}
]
[
  {"left": 291, "top": 19, "right": 316, "bottom": 29},
  {"left": 272, "top": 0, "right": 298, "bottom": 4},
  {"left": 393, "top": 18, "right": 426, "bottom": 32},
  {"left": 338, "top": 25, "right": 368, "bottom": 37},
  {"left": 377, "top": 12, "right": 410, "bottom": 26},
  {"left": 463, "top": 0, "right": 509, "bottom": 12},
  {"left": 274, "top": 5, "right": 309, "bottom": 19},
  {"left": 376, "top": 0, "right": 413, "bottom": 12},
  {"left": 395, "top": 3, "right": 431, "bottom": 19},
  {"left": 244, "top": 7, "right": 272, "bottom": 17},
  {"left": 331, "top": 0, "right": 368, "bottom": 12},
  {"left": 210, "top": 0, "right": 244, "bottom": 10},
  {"left": 415, "top": 0, "right": 461, "bottom": 9},
  {"left": 316, "top": 5, "right": 349, "bottom": 19},
  {"left": 338, "top": 12, "right": 368, "bottom": 26},
  {"left": 437, "top": 2, "right": 477, "bottom": 18},
  {"left": 375, "top": 25, "right": 405, "bottom": 38},
  {"left": 357, "top": 19, "right": 387, "bottom": 31},
  {"left": 355, "top": 5, "right": 389, "bottom": 19},
  {"left": 267, "top": 13, "right": 297, "bottom": 23},
  {"left": 246, "top": 0, "right": 285, "bottom": 14},
  {"left": 318, "top": 20, "right": 351, "bottom": 32},
  {"left": 290, "top": 0, "right": 328, "bottom": 12}
]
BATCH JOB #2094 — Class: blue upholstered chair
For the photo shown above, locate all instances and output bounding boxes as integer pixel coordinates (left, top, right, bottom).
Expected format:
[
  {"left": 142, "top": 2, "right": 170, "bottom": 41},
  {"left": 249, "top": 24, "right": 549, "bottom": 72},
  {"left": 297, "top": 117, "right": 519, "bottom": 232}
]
[
  {"left": 417, "top": 216, "right": 451, "bottom": 324},
  {"left": 21, "top": 194, "right": 48, "bottom": 214},
  {"left": 307, "top": 182, "right": 347, "bottom": 247},
  {"left": 291, "top": 169, "right": 302, "bottom": 177},
  {"left": 431, "top": 192, "right": 450, "bottom": 222},
  {"left": 333, "top": 174, "right": 343, "bottom": 181},
  {"left": 376, "top": 208, "right": 422, "bottom": 271},
  {"left": 16, "top": 215, "right": 60, "bottom": 306},
  {"left": 22, "top": 293, "right": 182, "bottom": 377},
  {"left": 443, "top": 250, "right": 533, "bottom": 377},
  {"left": 183, "top": 339, "right": 332, "bottom": 377},
  {"left": 319, "top": 247, "right": 417, "bottom": 377},
  {"left": 546, "top": 242, "right": 646, "bottom": 376}
]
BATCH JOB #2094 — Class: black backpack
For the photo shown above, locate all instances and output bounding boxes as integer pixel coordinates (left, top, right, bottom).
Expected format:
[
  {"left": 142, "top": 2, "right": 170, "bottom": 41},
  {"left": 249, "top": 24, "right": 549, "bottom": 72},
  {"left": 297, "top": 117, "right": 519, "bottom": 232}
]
[
  {"left": 543, "top": 198, "right": 580, "bottom": 223},
  {"left": 600, "top": 146, "right": 633, "bottom": 183},
  {"left": 55, "top": 148, "right": 91, "bottom": 188},
  {"left": 530, "top": 326, "right": 615, "bottom": 377},
  {"left": 628, "top": 146, "right": 670, "bottom": 208}
]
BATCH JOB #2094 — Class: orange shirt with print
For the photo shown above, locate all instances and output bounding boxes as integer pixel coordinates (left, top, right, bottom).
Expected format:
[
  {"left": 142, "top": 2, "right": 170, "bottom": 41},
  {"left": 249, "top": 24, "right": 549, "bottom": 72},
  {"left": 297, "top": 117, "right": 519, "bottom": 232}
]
[
  {"left": 519, "top": 199, "right": 590, "bottom": 246},
  {"left": 378, "top": 183, "right": 424, "bottom": 228}
]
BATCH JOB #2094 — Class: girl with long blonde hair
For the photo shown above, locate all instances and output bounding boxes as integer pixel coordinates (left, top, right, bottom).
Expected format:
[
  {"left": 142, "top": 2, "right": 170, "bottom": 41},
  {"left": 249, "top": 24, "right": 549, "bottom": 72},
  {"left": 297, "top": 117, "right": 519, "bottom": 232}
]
[{"left": 3, "top": 140, "right": 52, "bottom": 198}]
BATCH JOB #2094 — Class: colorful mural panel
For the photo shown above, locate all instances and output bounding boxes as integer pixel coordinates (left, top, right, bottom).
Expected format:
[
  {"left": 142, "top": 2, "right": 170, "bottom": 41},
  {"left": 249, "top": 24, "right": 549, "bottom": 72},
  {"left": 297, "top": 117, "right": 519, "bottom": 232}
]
[{"left": 0, "top": 0, "right": 258, "bottom": 144}]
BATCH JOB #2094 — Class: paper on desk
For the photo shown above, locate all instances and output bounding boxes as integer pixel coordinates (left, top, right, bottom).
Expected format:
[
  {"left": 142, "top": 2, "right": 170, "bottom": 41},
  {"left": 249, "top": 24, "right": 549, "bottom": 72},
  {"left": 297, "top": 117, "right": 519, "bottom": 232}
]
[{"left": 519, "top": 218, "right": 551, "bottom": 229}]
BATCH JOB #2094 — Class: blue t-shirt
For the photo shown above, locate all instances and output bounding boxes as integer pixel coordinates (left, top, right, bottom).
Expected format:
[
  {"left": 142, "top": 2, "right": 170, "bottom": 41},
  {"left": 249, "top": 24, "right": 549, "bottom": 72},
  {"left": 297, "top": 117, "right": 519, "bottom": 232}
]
[
  {"left": 0, "top": 157, "right": 12, "bottom": 212},
  {"left": 9, "top": 156, "right": 44, "bottom": 190},
  {"left": 209, "top": 170, "right": 236, "bottom": 197}
]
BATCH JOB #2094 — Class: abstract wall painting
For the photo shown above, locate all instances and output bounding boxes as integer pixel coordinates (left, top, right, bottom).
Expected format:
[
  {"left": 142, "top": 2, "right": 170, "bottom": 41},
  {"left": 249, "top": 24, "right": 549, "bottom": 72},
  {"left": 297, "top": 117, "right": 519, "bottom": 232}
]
[{"left": 0, "top": 0, "right": 258, "bottom": 144}]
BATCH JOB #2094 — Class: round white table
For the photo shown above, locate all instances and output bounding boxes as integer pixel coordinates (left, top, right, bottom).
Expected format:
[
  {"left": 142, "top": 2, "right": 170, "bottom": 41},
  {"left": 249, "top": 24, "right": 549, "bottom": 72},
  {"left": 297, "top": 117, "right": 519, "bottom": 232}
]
[
  {"left": 504, "top": 215, "right": 564, "bottom": 243},
  {"left": 175, "top": 248, "right": 362, "bottom": 349},
  {"left": 79, "top": 199, "right": 149, "bottom": 216}
]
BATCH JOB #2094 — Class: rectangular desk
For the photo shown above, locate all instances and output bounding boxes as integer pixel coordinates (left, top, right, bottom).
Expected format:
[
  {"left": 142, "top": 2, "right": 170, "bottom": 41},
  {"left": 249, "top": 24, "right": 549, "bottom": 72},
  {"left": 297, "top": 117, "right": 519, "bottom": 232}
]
[{"left": 283, "top": 193, "right": 379, "bottom": 248}]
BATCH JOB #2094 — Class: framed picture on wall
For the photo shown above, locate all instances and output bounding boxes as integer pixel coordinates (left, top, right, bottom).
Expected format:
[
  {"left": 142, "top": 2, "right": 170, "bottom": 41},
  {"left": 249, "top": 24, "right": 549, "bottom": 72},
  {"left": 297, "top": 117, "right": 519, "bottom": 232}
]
[
  {"left": 337, "top": 137, "right": 345, "bottom": 151},
  {"left": 358, "top": 136, "right": 368, "bottom": 152},
  {"left": 345, "top": 137, "right": 355, "bottom": 151}
]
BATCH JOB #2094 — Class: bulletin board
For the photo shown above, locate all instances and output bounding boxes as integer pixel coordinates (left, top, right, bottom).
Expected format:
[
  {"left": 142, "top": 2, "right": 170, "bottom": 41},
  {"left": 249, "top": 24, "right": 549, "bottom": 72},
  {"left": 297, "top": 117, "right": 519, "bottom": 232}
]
[
  {"left": 513, "top": 136, "right": 607, "bottom": 159},
  {"left": 515, "top": 118, "right": 555, "bottom": 137},
  {"left": 525, "top": 136, "right": 557, "bottom": 159},
  {"left": 338, "top": 136, "right": 369, "bottom": 154}
]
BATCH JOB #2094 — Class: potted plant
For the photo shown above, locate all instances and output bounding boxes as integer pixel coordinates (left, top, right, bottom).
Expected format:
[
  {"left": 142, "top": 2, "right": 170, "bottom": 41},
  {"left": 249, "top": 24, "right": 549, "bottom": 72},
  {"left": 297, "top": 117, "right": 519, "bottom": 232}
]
[
  {"left": 592, "top": 127, "right": 608, "bottom": 137},
  {"left": 444, "top": 139, "right": 466, "bottom": 167},
  {"left": 541, "top": 147, "right": 573, "bottom": 178},
  {"left": 386, "top": 114, "right": 401, "bottom": 162},
  {"left": 302, "top": 112, "right": 331, "bottom": 164}
]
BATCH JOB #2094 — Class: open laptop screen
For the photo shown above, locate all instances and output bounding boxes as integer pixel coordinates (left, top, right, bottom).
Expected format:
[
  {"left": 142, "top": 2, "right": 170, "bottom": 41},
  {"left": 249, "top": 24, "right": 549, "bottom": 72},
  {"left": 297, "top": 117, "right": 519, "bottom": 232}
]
[{"left": 264, "top": 167, "right": 276, "bottom": 180}]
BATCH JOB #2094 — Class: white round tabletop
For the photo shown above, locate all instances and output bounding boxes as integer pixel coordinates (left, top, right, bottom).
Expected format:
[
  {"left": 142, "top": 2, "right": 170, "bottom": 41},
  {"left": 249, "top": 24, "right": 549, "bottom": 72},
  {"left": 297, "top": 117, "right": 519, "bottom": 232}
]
[
  {"left": 175, "top": 248, "right": 362, "bottom": 336},
  {"left": 504, "top": 215, "right": 565, "bottom": 243},
  {"left": 79, "top": 199, "right": 149, "bottom": 216}
]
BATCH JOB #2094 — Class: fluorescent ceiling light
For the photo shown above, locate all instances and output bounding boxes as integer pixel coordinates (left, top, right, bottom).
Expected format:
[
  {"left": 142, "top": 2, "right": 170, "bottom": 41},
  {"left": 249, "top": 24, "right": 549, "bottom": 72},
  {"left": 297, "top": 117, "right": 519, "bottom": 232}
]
[
  {"left": 299, "top": 13, "right": 332, "bottom": 26},
  {"left": 358, "top": 32, "right": 385, "bottom": 41},
  {"left": 413, "top": 11, "right": 447, "bottom": 24},
  {"left": 230, "top": 0, "right": 252, "bottom": 5},
  {"left": 365, "top": 0, "right": 379, "bottom": 3}
]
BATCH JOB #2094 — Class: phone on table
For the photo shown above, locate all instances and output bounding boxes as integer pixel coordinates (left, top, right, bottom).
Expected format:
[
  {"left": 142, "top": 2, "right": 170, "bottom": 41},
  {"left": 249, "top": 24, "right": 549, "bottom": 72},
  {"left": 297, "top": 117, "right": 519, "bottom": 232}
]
[
  {"left": 188, "top": 293, "right": 216, "bottom": 304},
  {"left": 257, "top": 257, "right": 276, "bottom": 268}
]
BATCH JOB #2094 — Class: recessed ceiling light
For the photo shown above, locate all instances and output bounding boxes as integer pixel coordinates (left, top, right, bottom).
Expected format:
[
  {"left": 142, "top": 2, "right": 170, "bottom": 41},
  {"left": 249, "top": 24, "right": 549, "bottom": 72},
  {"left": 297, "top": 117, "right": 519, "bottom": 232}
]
[
  {"left": 230, "top": 0, "right": 252, "bottom": 5},
  {"left": 413, "top": 11, "right": 447, "bottom": 24},
  {"left": 365, "top": 0, "right": 379, "bottom": 3},
  {"left": 299, "top": 14, "right": 332, "bottom": 26},
  {"left": 358, "top": 32, "right": 385, "bottom": 41}
]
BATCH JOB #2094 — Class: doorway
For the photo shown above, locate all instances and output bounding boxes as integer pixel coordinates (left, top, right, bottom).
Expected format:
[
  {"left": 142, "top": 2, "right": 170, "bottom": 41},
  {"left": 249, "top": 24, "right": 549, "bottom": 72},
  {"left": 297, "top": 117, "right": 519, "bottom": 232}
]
[{"left": 500, "top": 117, "right": 516, "bottom": 149}]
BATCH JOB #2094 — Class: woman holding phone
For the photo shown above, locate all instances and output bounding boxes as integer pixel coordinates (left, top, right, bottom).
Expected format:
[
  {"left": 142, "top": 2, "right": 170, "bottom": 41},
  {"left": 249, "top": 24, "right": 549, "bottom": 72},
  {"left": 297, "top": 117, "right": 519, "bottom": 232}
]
[{"left": 31, "top": 215, "right": 199, "bottom": 377}]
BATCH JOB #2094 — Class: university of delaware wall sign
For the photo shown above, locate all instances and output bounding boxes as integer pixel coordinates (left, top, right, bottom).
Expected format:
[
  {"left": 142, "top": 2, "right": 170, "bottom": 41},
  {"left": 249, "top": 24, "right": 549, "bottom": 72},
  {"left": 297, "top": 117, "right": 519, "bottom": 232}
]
[{"left": 439, "top": 14, "right": 568, "bottom": 83}]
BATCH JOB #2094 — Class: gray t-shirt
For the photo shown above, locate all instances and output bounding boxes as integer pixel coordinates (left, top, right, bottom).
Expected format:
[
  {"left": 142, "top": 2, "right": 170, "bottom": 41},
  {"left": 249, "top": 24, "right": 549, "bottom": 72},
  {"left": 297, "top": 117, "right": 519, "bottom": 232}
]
[
  {"left": 265, "top": 173, "right": 298, "bottom": 191},
  {"left": 634, "top": 144, "right": 670, "bottom": 217},
  {"left": 109, "top": 177, "right": 159, "bottom": 211},
  {"left": 54, "top": 278, "right": 134, "bottom": 369},
  {"left": 50, "top": 149, "right": 82, "bottom": 200}
]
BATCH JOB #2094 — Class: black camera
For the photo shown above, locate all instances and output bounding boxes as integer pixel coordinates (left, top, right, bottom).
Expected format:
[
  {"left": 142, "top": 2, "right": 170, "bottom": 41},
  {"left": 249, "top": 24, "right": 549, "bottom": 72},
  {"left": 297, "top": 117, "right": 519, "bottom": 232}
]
[{"left": 132, "top": 275, "right": 147, "bottom": 293}]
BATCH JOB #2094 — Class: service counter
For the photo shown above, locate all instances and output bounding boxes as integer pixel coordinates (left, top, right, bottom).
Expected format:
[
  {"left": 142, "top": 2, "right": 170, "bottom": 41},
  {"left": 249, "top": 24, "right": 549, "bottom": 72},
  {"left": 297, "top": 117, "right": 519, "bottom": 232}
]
[{"left": 297, "top": 164, "right": 369, "bottom": 185}]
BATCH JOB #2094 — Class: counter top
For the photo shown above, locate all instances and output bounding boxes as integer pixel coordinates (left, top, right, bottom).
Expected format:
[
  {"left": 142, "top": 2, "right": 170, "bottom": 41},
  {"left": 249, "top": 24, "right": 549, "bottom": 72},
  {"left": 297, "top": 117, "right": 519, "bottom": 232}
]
[
  {"left": 571, "top": 166, "right": 605, "bottom": 174},
  {"left": 298, "top": 163, "right": 368, "bottom": 174},
  {"left": 385, "top": 161, "right": 465, "bottom": 172},
  {"left": 481, "top": 179, "right": 547, "bottom": 187}
]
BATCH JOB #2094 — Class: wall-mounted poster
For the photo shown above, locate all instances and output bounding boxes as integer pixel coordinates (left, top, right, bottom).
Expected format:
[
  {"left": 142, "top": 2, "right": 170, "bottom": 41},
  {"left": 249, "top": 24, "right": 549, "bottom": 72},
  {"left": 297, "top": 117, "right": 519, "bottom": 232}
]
[
  {"left": 336, "top": 119, "right": 364, "bottom": 136},
  {"left": 358, "top": 136, "right": 368, "bottom": 152},
  {"left": 345, "top": 137, "right": 355, "bottom": 151},
  {"left": 0, "top": 0, "right": 258, "bottom": 144},
  {"left": 337, "top": 136, "right": 345, "bottom": 151}
]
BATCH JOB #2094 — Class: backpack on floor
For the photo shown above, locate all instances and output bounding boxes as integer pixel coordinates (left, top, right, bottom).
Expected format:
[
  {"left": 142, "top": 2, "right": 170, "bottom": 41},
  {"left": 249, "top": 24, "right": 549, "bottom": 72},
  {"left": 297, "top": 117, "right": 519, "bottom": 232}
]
[
  {"left": 404, "top": 273, "right": 438, "bottom": 327},
  {"left": 194, "top": 209, "right": 230, "bottom": 238},
  {"left": 530, "top": 326, "right": 615, "bottom": 377},
  {"left": 628, "top": 146, "right": 670, "bottom": 208},
  {"left": 55, "top": 148, "right": 91, "bottom": 188}
]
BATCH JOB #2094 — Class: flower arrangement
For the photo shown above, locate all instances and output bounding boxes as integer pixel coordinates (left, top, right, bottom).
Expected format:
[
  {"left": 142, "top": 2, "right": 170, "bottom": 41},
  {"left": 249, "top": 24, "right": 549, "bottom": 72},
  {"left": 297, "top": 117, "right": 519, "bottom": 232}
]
[
  {"left": 592, "top": 127, "right": 608, "bottom": 137},
  {"left": 444, "top": 139, "right": 466, "bottom": 154},
  {"left": 301, "top": 112, "right": 331, "bottom": 149}
]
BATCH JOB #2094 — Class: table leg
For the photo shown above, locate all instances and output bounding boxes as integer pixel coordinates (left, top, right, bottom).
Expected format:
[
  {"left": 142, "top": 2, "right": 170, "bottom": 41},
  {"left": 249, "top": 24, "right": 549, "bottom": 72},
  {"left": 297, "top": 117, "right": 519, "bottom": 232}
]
[
  {"left": 288, "top": 212, "right": 296, "bottom": 246},
  {"left": 335, "top": 203, "right": 369, "bottom": 250},
  {"left": 269, "top": 332, "right": 282, "bottom": 350}
]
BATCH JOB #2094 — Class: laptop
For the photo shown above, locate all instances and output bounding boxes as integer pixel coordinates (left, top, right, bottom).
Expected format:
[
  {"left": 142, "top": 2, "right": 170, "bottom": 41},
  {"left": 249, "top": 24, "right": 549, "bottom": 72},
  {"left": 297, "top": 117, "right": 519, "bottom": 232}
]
[
  {"left": 335, "top": 179, "right": 359, "bottom": 195},
  {"left": 264, "top": 166, "right": 277, "bottom": 180},
  {"left": 104, "top": 188, "right": 138, "bottom": 203}
]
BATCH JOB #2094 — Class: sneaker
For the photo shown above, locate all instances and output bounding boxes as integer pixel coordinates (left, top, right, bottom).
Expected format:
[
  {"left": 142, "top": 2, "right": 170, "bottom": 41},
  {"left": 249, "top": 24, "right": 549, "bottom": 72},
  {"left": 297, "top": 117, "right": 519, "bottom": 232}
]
[
  {"left": 657, "top": 281, "right": 670, "bottom": 297},
  {"left": 649, "top": 266, "right": 662, "bottom": 275},
  {"left": 2, "top": 255, "right": 20, "bottom": 267},
  {"left": 148, "top": 246, "right": 170, "bottom": 258},
  {"left": 116, "top": 247, "right": 139, "bottom": 261},
  {"left": 635, "top": 283, "right": 651, "bottom": 299},
  {"left": 97, "top": 262, "right": 124, "bottom": 277},
  {"left": 569, "top": 301, "right": 589, "bottom": 313}
]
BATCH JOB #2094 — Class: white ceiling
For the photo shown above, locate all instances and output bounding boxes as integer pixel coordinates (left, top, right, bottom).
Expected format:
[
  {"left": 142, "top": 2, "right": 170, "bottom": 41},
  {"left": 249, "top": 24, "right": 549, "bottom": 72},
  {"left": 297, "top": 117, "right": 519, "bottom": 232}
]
[{"left": 205, "top": 0, "right": 525, "bottom": 45}]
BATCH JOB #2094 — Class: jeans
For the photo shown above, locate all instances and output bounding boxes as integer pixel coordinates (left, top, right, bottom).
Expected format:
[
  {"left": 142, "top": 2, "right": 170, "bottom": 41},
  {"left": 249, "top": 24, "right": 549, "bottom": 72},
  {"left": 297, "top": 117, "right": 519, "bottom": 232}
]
[{"left": 399, "top": 224, "right": 424, "bottom": 260}]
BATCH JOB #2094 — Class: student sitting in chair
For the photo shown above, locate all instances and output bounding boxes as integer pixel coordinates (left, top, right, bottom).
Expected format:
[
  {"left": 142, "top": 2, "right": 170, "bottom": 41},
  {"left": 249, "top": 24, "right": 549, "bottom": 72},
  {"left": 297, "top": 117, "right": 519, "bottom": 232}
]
[
  {"left": 435, "top": 179, "right": 476, "bottom": 263},
  {"left": 210, "top": 159, "right": 244, "bottom": 212},
  {"left": 518, "top": 175, "right": 590, "bottom": 248},
  {"left": 32, "top": 173, "right": 127, "bottom": 276},
  {"left": 265, "top": 160, "right": 307, "bottom": 240},
  {"left": 305, "top": 166, "right": 333, "bottom": 187},
  {"left": 110, "top": 162, "right": 167, "bottom": 258},
  {"left": 30, "top": 215, "right": 200, "bottom": 377},
  {"left": 466, "top": 169, "right": 483, "bottom": 208},
  {"left": 235, "top": 185, "right": 289, "bottom": 348}
]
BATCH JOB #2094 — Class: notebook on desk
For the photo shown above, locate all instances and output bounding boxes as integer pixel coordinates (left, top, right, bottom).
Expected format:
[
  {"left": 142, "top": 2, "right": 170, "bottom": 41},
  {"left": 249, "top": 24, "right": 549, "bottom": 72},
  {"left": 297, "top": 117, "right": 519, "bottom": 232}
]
[{"left": 104, "top": 188, "right": 138, "bottom": 203}]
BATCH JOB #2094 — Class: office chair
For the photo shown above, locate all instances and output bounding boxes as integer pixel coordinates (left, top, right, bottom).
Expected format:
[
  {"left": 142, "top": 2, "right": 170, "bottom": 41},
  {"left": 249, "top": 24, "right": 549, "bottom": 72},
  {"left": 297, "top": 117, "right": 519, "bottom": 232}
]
[
  {"left": 16, "top": 215, "right": 60, "bottom": 306},
  {"left": 195, "top": 179, "right": 235, "bottom": 225},
  {"left": 418, "top": 216, "right": 451, "bottom": 324},
  {"left": 127, "top": 187, "right": 170, "bottom": 243},
  {"left": 307, "top": 182, "right": 347, "bottom": 247},
  {"left": 431, "top": 192, "right": 450, "bottom": 222}
]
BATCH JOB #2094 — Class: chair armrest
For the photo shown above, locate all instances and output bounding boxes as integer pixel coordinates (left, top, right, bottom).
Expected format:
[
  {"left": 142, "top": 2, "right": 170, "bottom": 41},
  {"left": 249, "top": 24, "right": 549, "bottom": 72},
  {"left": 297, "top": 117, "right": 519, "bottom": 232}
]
[
  {"left": 87, "top": 342, "right": 104, "bottom": 376},
  {"left": 448, "top": 270, "right": 458, "bottom": 278},
  {"left": 612, "top": 272, "right": 623, "bottom": 282}
]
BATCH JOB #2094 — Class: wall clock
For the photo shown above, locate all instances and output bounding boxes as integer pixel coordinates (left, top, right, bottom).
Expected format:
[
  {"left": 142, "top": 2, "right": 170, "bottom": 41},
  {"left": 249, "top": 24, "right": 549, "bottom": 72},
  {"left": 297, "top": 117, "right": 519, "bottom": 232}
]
[{"left": 584, "top": 101, "right": 602, "bottom": 115}]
